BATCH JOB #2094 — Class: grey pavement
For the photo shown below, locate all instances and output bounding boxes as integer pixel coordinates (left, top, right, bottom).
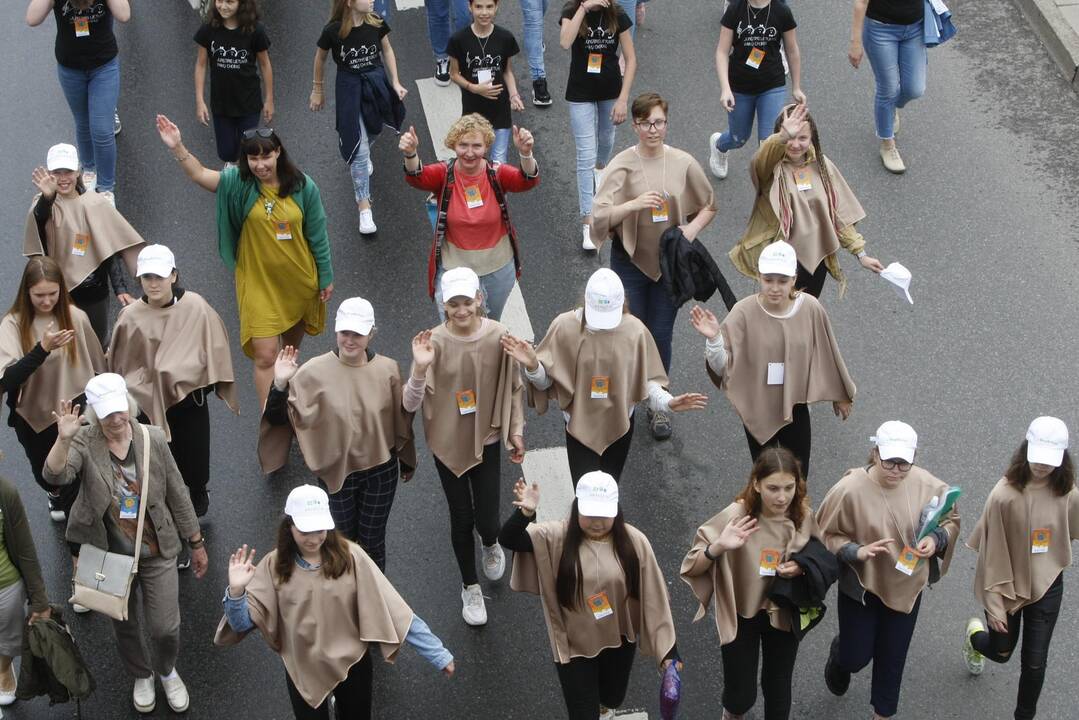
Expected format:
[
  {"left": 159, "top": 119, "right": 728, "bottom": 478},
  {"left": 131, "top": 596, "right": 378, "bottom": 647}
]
[
  {"left": 1, "top": 0, "right": 1079, "bottom": 718},
  {"left": 1015, "top": 0, "right": 1079, "bottom": 89}
]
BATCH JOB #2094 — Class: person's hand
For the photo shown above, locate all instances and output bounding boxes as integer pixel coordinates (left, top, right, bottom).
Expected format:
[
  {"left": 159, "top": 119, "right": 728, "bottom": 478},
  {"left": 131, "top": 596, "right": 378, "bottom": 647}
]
[
  {"left": 689, "top": 305, "right": 721, "bottom": 341},
  {"left": 411, "top": 329, "right": 435, "bottom": 373},
  {"left": 512, "top": 125, "right": 534, "bottom": 156},
  {"left": 442, "top": 660, "right": 456, "bottom": 678},
  {"left": 196, "top": 101, "right": 210, "bottom": 127},
  {"left": 848, "top": 40, "right": 864, "bottom": 69},
  {"left": 508, "top": 435, "right": 525, "bottom": 464},
  {"left": 27, "top": 606, "right": 52, "bottom": 625},
  {"left": 583, "top": 0, "right": 608, "bottom": 9},
  {"left": 777, "top": 560, "right": 803, "bottom": 578},
  {"left": 274, "top": 346, "right": 300, "bottom": 386},
  {"left": 779, "top": 103, "right": 808, "bottom": 142},
  {"left": 474, "top": 81, "right": 503, "bottom": 100},
  {"left": 262, "top": 99, "right": 275, "bottom": 124},
  {"left": 40, "top": 321, "right": 76, "bottom": 352},
  {"left": 319, "top": 283, "right": 334, "bottom": 303},
  {"left": 393, "top": 83, "right": 409, "bottom": 101},
  {"left": 51, "top": 400, "right": 82, "bottom": 441},
  {"left": 510, "top": 93, "right": 526, "bottom": 111},
  {"left": 611, "top": 98, "right": 627, "bottom": 124},
  {"left": 720, "top": 89, "right": 735, "bottom": 112},
  {"left": 632, "top": 191, "right": 665, "bottom": 212},
  {"left": 31, "top": 166, "right": 59, "bottom": 200},
  {"left": 987, "top": 614, "right": 1008, "bottom": 633},
  {"left": 191, "top": 545, "right": 209, "bottom": 579},
  {"left": 399, "top": 126, "right": 419, "bottom": 156},
  {"left": 914, "top": 534, "right": 938, "bottom": 558},
  {"left": 116, "top": 292, "right": 135, "bottom": 306},
  {"left": 833, "top": 400, "right": 853, "bottom": 421},
  {"left": 512, "top": 478, "right": 540, "bottom": 516},
  {"left": 679, "top": 224, "right": 699, "bottom": 242},
  {"left": 711, "top": 515, "right": 759, "bottom": 553},
  {"left": 855, "top": 538, "right": 896, "bottom": 562},
  {"left": 859, "top": 255, "right": 885, "bottom": 273},
  {"left": 668, "top": 392, "right": 708, "bottom": 412},
  {"left": 228, "top": 544, "right": 257, "bottom": 595},
  {"left": 156, "top": 114, "right": 183, "bottom": 149},
  {"left": 309, "top": 88, "right": 325, "bottom": 112},
  {"left": 792, "top": 88, "right": 807, "bottom": 106},
  {"left": 500, "top": 334, "right": 539, "bottom": 372}
]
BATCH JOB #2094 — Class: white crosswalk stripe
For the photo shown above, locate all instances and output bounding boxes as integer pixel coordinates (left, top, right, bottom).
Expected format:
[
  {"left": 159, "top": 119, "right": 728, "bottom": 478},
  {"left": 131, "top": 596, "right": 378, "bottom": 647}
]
[
  {"left": 396, "top": 0, "right": 426, "bottom": 9},
  {"left": 521, "top": 446, "right": 574, "bottom": 522},
  {"left": 415, "top": 77, "right": 461, "bottom": 162}
]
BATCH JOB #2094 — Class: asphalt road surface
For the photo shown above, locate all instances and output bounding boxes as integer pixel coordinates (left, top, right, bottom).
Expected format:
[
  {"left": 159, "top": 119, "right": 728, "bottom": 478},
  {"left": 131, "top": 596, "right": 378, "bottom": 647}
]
[{"left": 1, "top": 0, "right": 1078, "bottom": 718}]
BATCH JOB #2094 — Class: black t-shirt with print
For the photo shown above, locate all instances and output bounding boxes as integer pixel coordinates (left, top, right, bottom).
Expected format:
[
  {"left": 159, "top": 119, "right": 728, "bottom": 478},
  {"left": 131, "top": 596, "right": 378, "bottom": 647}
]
[
  {"left": 866, "top": 0, "right": 922, "bottom": 25},
  {"left": 52, "top": 0, "right": 117, "bottom": 70},
  {"left": 447, "top": 25, "right": 520, "bottom": 129},
  {"left": 721, "top": 0, "right": 796, "bottom": 95},
  {"left": 559, "top": 5, "right": 632, "bottom": 102},
  {"left": 318, "top": 19, "right": 391, "bottom": 75},
  {"left": 194, "top": 23, "right": 270, "bottom": 117}
]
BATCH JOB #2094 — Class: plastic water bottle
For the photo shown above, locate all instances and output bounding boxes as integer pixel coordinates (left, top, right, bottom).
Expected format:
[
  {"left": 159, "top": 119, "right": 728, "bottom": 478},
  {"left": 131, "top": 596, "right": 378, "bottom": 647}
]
[
  {"left": 660, "top": 661, "right": 682, "bottom": 720},
  {"left": 918, "top": 495, "right": 939, "bottom": 538}
]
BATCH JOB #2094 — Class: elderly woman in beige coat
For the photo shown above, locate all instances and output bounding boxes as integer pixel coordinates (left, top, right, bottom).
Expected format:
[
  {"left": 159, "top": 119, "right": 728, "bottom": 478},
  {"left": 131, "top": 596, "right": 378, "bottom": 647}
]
[{"left": 44, "top": 373, "right": 206, "bottom": 715}]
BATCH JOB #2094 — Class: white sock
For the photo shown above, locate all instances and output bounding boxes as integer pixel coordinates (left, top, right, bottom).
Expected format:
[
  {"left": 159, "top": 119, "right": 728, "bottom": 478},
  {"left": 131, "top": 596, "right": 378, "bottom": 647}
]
[{"left": 161, "top": 668, "right": 178, "bottom": 681}]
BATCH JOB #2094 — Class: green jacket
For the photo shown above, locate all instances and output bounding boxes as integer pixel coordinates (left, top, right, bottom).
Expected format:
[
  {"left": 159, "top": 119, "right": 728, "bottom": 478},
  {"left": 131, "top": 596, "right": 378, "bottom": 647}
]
[
  {"left": 0, "top": 475, "right": 48, "bottom": 612},
  {"left": 17, "top": 607, "right": 95, "bottom": 704},
  {"left": 214, "top": 167, "right": 334, "bottom": 290}
]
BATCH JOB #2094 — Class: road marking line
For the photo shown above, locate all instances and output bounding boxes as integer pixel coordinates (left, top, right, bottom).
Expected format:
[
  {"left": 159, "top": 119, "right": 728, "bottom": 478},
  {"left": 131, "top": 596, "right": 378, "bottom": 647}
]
[
  {"left": 501, "top": 282, "right": 535, "bottom": 342},
  {"left": 396, "top": 0, "right": 425, "bottom": 9},
  {"left": 521, "top": 447, "right": 574, "bottom": 522},
  {"left": 415, "top": 78, "right": 461, "bottom": 162},
  {"left": 616, "top": 712, "right": 648, "bottom": 719}
]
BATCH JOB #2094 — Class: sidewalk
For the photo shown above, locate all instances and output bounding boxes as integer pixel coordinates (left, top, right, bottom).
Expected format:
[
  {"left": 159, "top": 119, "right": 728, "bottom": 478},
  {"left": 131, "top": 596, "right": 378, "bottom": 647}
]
[{"left": 1016, "top": 0, "right": 1079, "bottom": 89}]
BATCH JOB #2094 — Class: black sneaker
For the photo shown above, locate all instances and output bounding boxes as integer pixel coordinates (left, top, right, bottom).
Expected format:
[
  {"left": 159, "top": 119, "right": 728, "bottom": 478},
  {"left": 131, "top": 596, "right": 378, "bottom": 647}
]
[
  {"left": 434, "top": 58, "right": 450, "bottom": 87},
  {"left": 532, "top": 78, "right": 553, "bottom": 107},
  {"left": 824, "top": 635, "right": 850, "bottom": 696},
  {"left": 176, "top": 547, "right": 191, "bottom": 571}
]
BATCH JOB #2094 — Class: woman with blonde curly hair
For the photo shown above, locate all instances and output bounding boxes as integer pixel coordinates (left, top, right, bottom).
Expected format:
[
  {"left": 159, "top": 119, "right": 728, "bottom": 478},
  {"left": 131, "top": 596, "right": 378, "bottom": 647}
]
[{"left": 400, "top": 112, "right": 539, "bottom": 321}]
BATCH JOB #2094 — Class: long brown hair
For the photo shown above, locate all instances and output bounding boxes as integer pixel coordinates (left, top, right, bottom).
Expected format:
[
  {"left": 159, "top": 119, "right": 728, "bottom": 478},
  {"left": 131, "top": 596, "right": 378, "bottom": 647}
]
[
  {"left": 1005, "top": 442, "right": 1076, "bottom": 497},
  {"left": 272, "top": 516, "right": 354, "bottom": 585},
  {"left": 562, "top": 0, "right": 620, "bottom": 39},
  {"left": 210, "top": 0, "right": 260, "bottom": 32},
  {"left": 5, "top": 257, "right": 77, "bottom": 365},
  {"left": 555, "top": 500, "right": 640, "bottom": 610},
  {"left": 329, "top": 0, "right": 384, "bottom": 37},
  {"left": 735, "top": 446, "right": 809, "bottom": 527},
  {"left": 772, "top": 105, "right": 844, "bottom": 237}
]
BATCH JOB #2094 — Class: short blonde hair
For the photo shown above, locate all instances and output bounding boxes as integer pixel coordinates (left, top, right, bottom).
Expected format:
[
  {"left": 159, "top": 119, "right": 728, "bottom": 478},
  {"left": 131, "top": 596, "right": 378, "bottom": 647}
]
[{"left": 444, "top": 113, "right": 496, "bottom": 151}]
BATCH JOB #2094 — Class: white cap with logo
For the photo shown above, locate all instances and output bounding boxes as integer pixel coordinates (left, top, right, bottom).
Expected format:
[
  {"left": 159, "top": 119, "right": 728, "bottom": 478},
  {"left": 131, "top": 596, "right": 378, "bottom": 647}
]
[
  {"left": 758, "top": 240, "right": 798, "bottom": 277},
  {"left": 284, "top": 484, "right": 336, "bottom": 532},
  {"left": 46, "top": 143, "right": 79, "bottom": 172},
  {"left": 1026, "top": 416, "right": 1069, "bottom": 467},
  {"left": 136, "top": 244, "right": 177, "bottom": 278},
  {"left": 575, "top": 471, "right": 619, "bottom": 518},
  {"left": 335, "top": 297, "right": 375, "bottom": 335},
  {"left": 584, "top": 269, "right": 624, "bottom": 330},
  {"left": 85, "top": 373, "right": 130, "bottom": 418},
  {"left": 440, "top": 267, "right": 481, "bottom": 303},
  {"left": 871, "top": 420, "right": 918, "bottom": 464}
]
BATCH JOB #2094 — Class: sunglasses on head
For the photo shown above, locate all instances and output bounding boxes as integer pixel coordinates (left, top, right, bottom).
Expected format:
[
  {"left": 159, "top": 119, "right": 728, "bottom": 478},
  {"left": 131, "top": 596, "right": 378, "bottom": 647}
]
[{"left": 241, "top": 128, "right": 275, "bottom": 140}]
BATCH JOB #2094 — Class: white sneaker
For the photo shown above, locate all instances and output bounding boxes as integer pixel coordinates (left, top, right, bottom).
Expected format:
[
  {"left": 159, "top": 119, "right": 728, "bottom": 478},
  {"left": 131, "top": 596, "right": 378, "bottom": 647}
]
[
  {"left": 593, "top": 167, "right": 604, "bottom": 194},
  {"left": 113, "top": 112, "right": 122, "bottom": 136},
  {"left": 460, "top": 584, "right": 488, "bottom": 626},
  {"left": 82, "top": 171, "right": 97, "bottom": 193},
  {"left": 367, "top": 159, "right": 374, "bottom": 176},
  {"left": 708, "top": 132, "right": 728, "bottom": 179},
  {"left": 48, "top": 494, "right": 65, "bottom": 522},
  {"left": 0, "top": 666, "right": 16, "bottom": 706},
  {"left": 161, "top": 670, "right": 190, "bottom": 712},
  {"left": 358, "top": 208, "right": 377, "bottom": 234},
  {"left": 71, "top": 602, "right": 90, "bottom": 614},
  {"left": 599, "top": 707, "right": 615, "bottom": 720},
  {"left": 98, "top": 190, "right": 116, "bottom": 208},
  {"left": 133, "top": 674, "right": 156, "bottom": 713},
  {"left": 581, "top": 224, "right": 596, "bottom": 251},
  {"left": 482, "top": 543, "right": 505, "bottom": 580}
]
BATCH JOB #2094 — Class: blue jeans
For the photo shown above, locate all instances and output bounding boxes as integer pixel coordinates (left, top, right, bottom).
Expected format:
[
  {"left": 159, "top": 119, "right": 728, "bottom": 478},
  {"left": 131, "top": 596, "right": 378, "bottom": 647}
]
[
  {"left": 716, "top": 85, "right": 787, "bottom": 152},
  {"left": 434, "top": 258, "right": 516, "bottom": 322},
  {"left": 348, "top": 122, "right": 372, "bottom": 202},
  {"left": 862, "top": 18, "right": 927, "bottom": 140},
  {"left": 211, "top": 112, "right": 260, "bottom": 164},
  {"left": 610, "top": 239, "right": 676, "bottom": 372},
  {"left": 56, "top": 56, "right": 120, "bottom": 192},
  {"left": 568, "top": 100, "right": 617, "bottom": 217},
  {"left": 490, "top": 127, "right": 511, "bottom": 164},
  {"left": 427, "top": 0, "right": 473, "bottom": 59},
  {"left": 520, "top": 0, "right": 550, "bottom": 80},
  {"left": 616, "top": 0, "right": 638, "bottom": 38},
  {"left": 375, "top": 0, "right": 392, "bottom": 21}
]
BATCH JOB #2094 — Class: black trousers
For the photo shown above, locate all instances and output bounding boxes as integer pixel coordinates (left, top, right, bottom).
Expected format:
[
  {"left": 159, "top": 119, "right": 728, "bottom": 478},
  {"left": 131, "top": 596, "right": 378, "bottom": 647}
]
[
  {"left": 212, "top": 111, "right": 260, "bottom": 163},
  {"left": 795, "top": 261, "right": 829, "bottom": 299},
  {"left": 744, "top": 403, "right": 812, "bottom": 480},
  {"left": 165, "top": 389, "right": 211, "bottom": 516},
  {"left": 285, "top": 651, "right": 372, "bottom": 720},
  {"left": 554, "top": 638, "right": 637, "bottom": 720},
  {"left": 565, "top": 412, "right": 635, "bottom": 487},
  {"left": 434, "top": 442, "right": 502, "bottom": 586},
  {"left": 720, "top": 612, "right": 799, "bottom": 720},
  {"left": 972, "top": 573, "right": 1064, "bottom": 720},
  {"left": 73, "top": 294, "right": 110, "bottom": 346}
]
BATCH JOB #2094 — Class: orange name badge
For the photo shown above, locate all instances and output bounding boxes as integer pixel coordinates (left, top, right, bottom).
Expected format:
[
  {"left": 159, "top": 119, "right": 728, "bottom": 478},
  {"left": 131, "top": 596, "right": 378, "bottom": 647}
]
[
  {"left": 759, "top": 549, "right": 781, "bottom": 577},
  {"left": 74, "top": 16, "right": 91, "bottom": 37},
  {"left": 275, "top": 221, "right": 293, "bottom": 240},
  {"left": 464, "top": 185, "right": 484, "bottom": 209},
  {"left": 746, "top": 47, "right": 765, "bottom": 69},
  {"left": 894, "top": 545, "right": 920, "bottom": 576},
  {"left": 590, "top": 375, "right": 610, "bottom": 399},
  {"left": 1032, "top": 528, "right": 1051, "bottom": 554},
  {"left": 651, "top": 196, "right": 670, "bottom": 223},
  {"left": 588, "top": 591, "right": 614, "bottom": 620},
  {"left": 72, "top": 233, "right": 90, "bottom": 257},
  {"left": 587, "top": 52, "right": 603, "bottom": 74},
  {"left": 794, "top": 168, "right": 813, "bottom": 192},
  {"left": 455, "top": 389, "right": 477, "bottom": 415}
]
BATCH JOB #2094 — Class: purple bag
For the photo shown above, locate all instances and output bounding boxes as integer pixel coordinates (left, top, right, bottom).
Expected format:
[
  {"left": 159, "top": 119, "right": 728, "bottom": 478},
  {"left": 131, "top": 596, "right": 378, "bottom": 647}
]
[{"left": 659, "top": 662, "right": 682, "bottom": 720}]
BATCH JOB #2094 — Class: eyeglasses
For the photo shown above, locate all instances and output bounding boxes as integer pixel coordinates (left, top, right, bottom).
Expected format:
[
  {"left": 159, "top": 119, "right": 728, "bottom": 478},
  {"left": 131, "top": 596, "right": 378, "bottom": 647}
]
[
  {"left": 880, "top": 459, "right": 912, "bottom": 472},
  {"left": 634, "top": 119, "right": 668, "bottom": 131},
  {"left": 241, "top": 128, "right": 275, "bottom": 140}
]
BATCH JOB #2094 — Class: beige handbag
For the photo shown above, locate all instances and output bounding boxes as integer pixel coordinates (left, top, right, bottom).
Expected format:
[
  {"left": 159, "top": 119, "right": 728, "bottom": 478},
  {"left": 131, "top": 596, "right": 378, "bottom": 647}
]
[{"left": 70, "top": 424, "right": 153, "bottom": 622}]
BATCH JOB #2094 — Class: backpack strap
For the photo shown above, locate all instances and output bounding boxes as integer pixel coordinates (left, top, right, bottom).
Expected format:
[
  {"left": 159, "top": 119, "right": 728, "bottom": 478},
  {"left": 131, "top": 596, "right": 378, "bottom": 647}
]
[
  {"left": 485, "top": 162, "right": 522, "bottom": 277},
  {"left": 432, "top": 158, "right": 457, "bottom": 272}
]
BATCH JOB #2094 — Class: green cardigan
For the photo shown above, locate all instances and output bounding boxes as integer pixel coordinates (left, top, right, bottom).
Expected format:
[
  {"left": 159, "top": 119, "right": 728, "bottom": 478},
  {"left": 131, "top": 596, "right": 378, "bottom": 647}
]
[
  {"left": 214, "top": 167, "right": 334, "bottom": 290},
  {"left": 0, "top": 475, "right": 48, "bottom": 612}
]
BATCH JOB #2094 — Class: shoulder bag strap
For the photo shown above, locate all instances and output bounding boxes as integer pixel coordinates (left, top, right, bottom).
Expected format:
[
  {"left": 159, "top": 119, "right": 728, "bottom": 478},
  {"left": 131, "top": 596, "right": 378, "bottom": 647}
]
[{"left": 131, "top": 424, "right": 152, "bottom": 574}]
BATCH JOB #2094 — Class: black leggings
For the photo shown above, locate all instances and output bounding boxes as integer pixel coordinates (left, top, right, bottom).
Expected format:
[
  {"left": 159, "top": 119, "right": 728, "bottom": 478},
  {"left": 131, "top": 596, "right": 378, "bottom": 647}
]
[
  {"left": 744, "top": 403, "right": 812, "bottom": 480},
  {"left": 434, "top": 442, "right": 502, "bottom": 586},
  {"left": 720, "top": 612, "right": 799, "bottom": 720},
  {"left": 972, "top": 573, "right": 1063, "bottom": 720},
  {"left": 165, "top": 389, "right": 211, "bottom": 516},
  {"left": 75, "top": 294, "right": 110, "bottom": 346},
  {"left": 285, "top": 652, "right": 372, "bottom": 720},
  {"left": 565, "top": 412, "right": 635, "bottom": 486},
  {"left": 554, "top": 638, "right": 637, "bottom": 720},
  {"left": 796, "top": 261, "right": 829, "bottom": 299}
]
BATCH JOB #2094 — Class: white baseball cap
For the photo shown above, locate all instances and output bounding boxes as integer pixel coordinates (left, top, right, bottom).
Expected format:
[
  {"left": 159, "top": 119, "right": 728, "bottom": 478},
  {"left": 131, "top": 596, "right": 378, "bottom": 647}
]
[
  {"left": 576, "top": 471, "right": 619, "bottom": 518},
  {"left": 584, "top": 269, "right": 624, "bottom": 330},
  {"left": 85, "top": 373, "right": 130, "bottom": 418},
  {"left": 871, "top": 421, "right": 918, "bottom": 464},
  {"left": 284, "top": 484, "right": 335, "bottom": 532},
  {"left": 440, "top": 267, "right": 481, "bottom": 302},
  {"left": 46, "top": 143, "right": 79, "bottom": 172},
  {"left": 758, "top": 241, "right": 798, "bottom": 277},
  {"left": 136, "top": 244, "right": 176, "bottom": 278},
  {"left": 1026, "top": 416, "right": 1068, "bottom": 467},
  {"left": 335, "top": 297, "right": 375, "bottom": 335}
]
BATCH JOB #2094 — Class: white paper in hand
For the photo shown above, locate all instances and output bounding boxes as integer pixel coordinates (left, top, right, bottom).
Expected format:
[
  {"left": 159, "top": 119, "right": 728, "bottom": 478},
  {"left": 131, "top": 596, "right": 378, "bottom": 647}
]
[{"left": 880, "top": 262, "right": 914, "bottom": 304}]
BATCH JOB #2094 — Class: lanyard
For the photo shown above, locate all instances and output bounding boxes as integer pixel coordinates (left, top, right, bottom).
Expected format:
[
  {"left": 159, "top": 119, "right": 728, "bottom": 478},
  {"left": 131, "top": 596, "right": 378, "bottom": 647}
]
[{"left": 632, "top": 145, "right": 667, "bottom": 196}]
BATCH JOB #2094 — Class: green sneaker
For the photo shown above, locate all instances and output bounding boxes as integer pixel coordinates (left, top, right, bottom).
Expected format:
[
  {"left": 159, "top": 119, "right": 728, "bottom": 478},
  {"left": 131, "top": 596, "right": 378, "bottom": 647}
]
[{"left": 964, "top": 617, "right": 986, "bottom": 675}]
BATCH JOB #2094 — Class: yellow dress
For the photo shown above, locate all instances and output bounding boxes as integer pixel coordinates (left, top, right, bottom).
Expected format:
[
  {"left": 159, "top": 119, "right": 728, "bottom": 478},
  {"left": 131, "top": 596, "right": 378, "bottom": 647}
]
[{"left": 235, "top": 186, "right": 325, "bottom": 357}]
